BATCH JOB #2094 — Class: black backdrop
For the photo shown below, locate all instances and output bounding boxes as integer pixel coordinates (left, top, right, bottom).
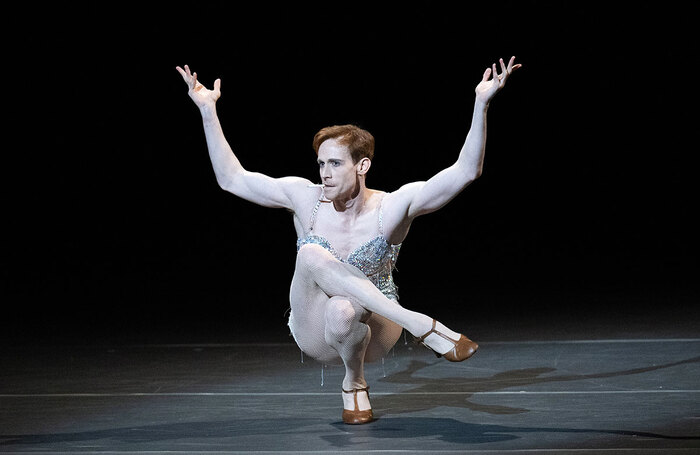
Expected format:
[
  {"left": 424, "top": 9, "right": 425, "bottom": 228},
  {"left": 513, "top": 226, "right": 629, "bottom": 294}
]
[{"left": 3, "top": 3, "right": 697, "bottom": 344}]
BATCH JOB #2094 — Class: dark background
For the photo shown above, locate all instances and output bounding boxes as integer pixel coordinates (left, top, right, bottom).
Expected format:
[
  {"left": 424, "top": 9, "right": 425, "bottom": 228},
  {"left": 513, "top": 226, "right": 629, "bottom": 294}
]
[{"left": 3, "top": 3, "right": 697, "bottom": 344}]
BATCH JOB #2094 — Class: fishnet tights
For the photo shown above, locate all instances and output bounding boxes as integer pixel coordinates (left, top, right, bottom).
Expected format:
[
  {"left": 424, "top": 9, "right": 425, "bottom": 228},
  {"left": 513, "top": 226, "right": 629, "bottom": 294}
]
[{"left": 288, "top": 244, "right": 404, "bottom": 388}]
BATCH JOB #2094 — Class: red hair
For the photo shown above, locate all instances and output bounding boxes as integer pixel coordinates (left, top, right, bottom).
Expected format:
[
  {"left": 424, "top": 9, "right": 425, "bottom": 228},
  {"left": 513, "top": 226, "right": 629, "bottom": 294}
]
[{"left": 312, "top": 124, "right": 375, "bottom": 163}]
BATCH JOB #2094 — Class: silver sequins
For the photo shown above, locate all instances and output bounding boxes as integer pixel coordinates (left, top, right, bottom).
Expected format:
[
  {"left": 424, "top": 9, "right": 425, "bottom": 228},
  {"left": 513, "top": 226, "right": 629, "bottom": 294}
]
[{"left": 297, "top": 235, "right": 401, "bottom": 300}]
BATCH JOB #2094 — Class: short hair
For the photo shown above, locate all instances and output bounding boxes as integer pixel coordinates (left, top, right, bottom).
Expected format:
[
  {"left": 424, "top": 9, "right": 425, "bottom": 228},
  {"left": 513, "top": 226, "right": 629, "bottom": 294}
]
[{"left": 312, "top": 124, "right": 375, "bottom": 163}]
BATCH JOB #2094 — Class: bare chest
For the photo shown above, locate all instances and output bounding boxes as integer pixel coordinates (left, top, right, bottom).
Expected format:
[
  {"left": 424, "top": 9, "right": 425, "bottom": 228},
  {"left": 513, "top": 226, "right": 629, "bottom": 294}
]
[{"left": 311, "top": 203, "right": 382, "bottom": 260}]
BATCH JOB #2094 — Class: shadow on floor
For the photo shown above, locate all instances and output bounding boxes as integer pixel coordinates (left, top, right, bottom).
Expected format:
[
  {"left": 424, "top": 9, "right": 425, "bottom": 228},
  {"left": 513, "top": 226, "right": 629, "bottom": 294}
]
[
  {"left": 1, "top": 416, "right": 698, "bottom": 449},
  {"left": 326, "top": 417, "right": 700, "bottom": 447},
  {"left": 372, "top": 355, "right": 700, "bottom": 415},
  {"left": 2, "top": 356, "right": 698, "bottom": 449}
]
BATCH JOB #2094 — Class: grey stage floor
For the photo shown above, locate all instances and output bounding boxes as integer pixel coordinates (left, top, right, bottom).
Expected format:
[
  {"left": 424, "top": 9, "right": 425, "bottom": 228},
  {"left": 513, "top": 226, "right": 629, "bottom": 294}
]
[{"left": 1, "top": 315, "right": 700, "bottom": 454}]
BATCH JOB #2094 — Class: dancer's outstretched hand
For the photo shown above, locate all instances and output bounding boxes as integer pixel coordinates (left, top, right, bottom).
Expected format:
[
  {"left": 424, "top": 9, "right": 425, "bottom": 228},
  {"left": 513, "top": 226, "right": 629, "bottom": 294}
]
[
  {"left": 475, "top": 56, "right": 521, "bottom": 105},
  {"left": 176, "top": 65, "right": 221, "bottom": 109}
]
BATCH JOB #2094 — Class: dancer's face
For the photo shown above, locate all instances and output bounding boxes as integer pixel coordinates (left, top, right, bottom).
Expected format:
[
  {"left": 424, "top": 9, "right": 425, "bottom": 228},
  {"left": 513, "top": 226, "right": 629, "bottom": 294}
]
[{"left": 317, "top": 139, "right": 367, "bottom": 201}]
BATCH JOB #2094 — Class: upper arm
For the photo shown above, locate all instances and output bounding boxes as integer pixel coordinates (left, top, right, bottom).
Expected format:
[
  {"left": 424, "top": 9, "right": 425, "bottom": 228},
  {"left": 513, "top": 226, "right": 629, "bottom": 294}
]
[
  {"left": 389, "top": 162, "right": 478, "bottom": 220},
  {"left": 220, "top": 170, "right": 311, "bottom": 210}
]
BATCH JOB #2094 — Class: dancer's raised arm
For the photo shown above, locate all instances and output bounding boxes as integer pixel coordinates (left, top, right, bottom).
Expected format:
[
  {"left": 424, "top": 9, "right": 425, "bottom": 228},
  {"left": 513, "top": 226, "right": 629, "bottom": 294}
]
[
  {"left": 176, "top": 65, "right": 309, "bottom": 209},
  {"left": 387, "top": 56, "right": 521, "bottom": 221}
]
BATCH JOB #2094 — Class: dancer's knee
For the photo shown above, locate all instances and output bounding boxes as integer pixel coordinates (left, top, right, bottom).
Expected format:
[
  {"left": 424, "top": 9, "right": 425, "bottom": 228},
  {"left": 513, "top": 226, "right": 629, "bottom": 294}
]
[
  {"left": 296, "top": 243, "right": 333, "bottom": 271},
  {"left": 325, "top": 297, "right": 358, "bottom": 340}
]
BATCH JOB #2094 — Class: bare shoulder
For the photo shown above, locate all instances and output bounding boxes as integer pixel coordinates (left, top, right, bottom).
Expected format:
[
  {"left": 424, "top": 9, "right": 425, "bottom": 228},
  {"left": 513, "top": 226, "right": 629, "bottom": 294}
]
[
  {"left": 378, "top": 182, "right": 426, "bottom": 243},
  {"left": 277, "top": 176, "right": 317, "bottom": 205},
  {"left": 382, "top": 181, "right": 425, "bottom": 216},
  {"left": 282, "top": 177, "right": 323, "bottom": 216}
]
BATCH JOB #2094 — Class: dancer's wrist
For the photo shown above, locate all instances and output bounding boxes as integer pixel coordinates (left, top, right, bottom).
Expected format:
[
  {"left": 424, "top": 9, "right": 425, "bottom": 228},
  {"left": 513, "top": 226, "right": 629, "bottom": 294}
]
[{"left": 199, "top": 103, "right": 217, "bottom": 120}]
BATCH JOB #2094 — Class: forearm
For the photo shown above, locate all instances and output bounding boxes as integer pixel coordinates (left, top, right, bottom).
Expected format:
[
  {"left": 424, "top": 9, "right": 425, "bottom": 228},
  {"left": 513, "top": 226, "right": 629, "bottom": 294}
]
[
  {"left": 398, "top": 58, "right": 519, "bottom": 219},
  {"left": 196, "top": 104, "right": 300, "bottom": 209},
  {"left": 456, "top": 99, "right": 489, "bottom": 180},
  {"left": 199, "top": 104, "right": 244, "bottom": 189}
]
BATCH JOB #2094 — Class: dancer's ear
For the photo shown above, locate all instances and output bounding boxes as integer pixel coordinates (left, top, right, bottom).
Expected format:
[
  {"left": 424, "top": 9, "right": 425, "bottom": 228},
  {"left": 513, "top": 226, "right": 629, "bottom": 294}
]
[{"left": 357, "top": 158, "right": 371, "bottom": 176}]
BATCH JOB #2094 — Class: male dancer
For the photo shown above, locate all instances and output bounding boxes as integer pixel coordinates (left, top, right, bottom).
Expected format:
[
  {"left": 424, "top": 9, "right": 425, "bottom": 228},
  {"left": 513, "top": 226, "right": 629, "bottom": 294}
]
[{"left": 176, "top": 56, "right": 520, "bottom": 424}]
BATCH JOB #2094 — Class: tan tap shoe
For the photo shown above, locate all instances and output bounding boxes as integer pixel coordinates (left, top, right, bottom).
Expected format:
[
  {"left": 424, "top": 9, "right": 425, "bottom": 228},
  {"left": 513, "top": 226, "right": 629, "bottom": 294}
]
[
  {"left": 341, "top": 386, "right": 374, "bottom": 425},
  {"left": 416, "top": 319, "right": 478, "bottom": 362}
]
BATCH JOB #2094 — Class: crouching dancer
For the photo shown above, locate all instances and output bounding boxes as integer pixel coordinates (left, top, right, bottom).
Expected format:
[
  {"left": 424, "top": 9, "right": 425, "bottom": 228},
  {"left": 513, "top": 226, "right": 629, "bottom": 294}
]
[{"left": 176, "top": 56, "right": 521, "bottom": 424}]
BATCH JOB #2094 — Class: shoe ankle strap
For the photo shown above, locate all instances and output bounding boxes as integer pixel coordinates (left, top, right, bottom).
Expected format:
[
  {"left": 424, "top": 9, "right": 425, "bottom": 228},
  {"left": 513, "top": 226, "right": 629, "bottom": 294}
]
[
  {"left": 416, "top": 319, "right": 437, "bottom": 343},
  {"left": 342, "top": 386, "right": 370, "bottom": 395}
]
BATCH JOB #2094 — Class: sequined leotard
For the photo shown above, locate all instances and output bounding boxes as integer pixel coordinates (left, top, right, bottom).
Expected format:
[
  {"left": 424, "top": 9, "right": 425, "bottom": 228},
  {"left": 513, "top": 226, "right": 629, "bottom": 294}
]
[{"left": 296, "top": 194, "right": 402, "bottom": 301}]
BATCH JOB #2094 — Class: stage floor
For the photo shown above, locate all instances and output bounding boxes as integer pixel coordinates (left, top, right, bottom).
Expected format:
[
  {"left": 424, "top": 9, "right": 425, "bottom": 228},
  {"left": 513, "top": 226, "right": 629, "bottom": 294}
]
[{"left": 1, "top": 318, "right": 699, "bottom": 454}]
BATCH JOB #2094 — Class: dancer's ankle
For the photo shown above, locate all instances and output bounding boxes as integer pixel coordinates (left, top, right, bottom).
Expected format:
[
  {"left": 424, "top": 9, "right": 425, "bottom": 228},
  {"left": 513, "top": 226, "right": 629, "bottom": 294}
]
[{"left": 416, "top": 320, "right": 462, "bottom": 356}]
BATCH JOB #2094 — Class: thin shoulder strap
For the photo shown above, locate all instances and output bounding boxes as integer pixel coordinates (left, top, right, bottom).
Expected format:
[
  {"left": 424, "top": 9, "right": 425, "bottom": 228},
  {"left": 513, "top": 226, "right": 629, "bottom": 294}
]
[
  {"left": 309, "top": 197, "right": 322, "bottom": 232},
  {"left": 378, "top": 193, "right": 386, "bottom": 236}
]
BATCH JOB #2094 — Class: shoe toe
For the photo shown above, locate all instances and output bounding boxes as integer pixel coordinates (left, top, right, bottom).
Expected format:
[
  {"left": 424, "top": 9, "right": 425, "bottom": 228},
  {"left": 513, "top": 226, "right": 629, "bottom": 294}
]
[
  {"left": 342, "top": 409, "right": 374, "bottom": 424},
  {"left": 443, "top": 335, "right": 478, "bottom": 362}
]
